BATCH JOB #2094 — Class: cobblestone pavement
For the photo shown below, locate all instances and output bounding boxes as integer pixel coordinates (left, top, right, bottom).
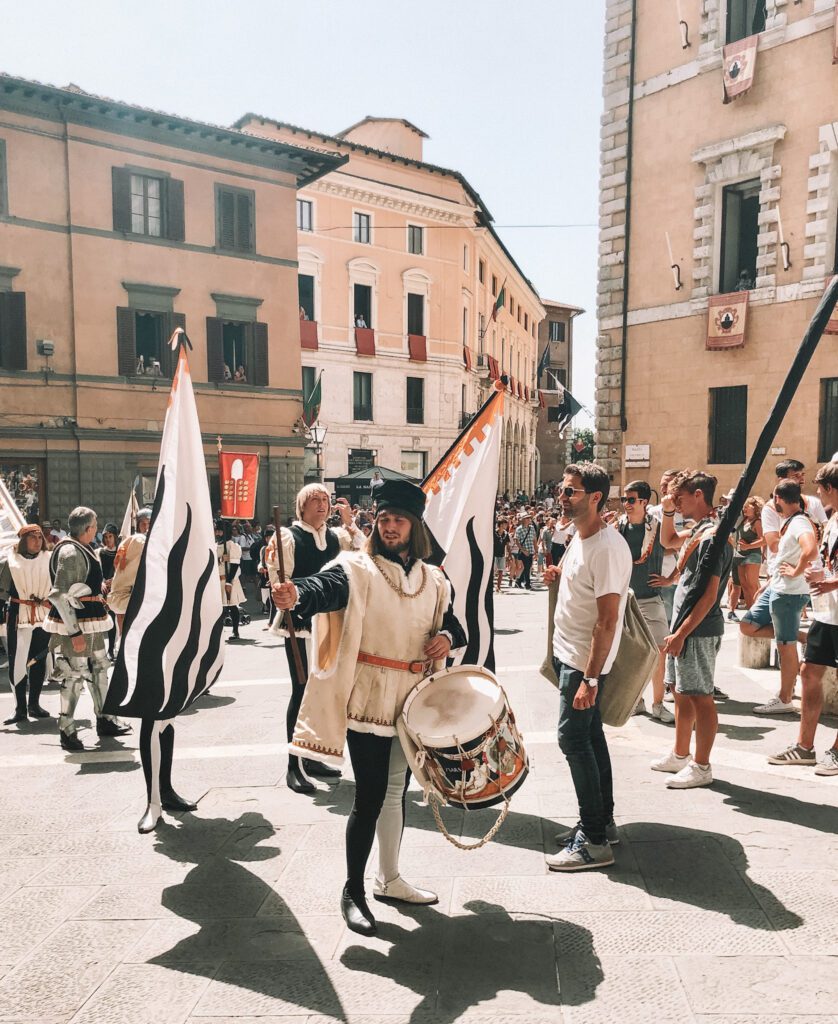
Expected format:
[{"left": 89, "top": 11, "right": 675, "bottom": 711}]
[{"left": 0, "top": 580, "right": 836, "bottom": 1023}]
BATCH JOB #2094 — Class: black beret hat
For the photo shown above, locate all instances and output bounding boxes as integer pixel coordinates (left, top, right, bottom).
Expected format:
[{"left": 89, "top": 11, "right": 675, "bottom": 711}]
[{"left": 372, "top": 478, "right": 426, "bottom": 520}]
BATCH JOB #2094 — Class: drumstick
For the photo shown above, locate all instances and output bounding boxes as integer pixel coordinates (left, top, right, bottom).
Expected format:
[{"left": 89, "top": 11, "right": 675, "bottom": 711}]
[{"left": 272, "top": 505, "right": 306, "bottom": 688}]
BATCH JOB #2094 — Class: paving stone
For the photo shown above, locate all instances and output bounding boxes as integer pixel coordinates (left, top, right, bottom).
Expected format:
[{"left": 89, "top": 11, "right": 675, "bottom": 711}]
[
  {"left": 452, "top": 873, "right": 652, "bottom": 914},
  {"left": 0, "top": 961, "right": 115, "bottom": 1019},
  {"left": 17, "top": 919, "right": 152, "bottom": 967},
  {"left": 696, "top": 1018, "right": 838, "bottom": 1024},
  {"left": 76, "top": 877, "right": 270, "bottom": 922},
  {"left": 677, "top": 955, "right": 838, "bottom": 1014},
  {"left": 553, "top": 910, "right": 784, "bottom": 956},
  {"left": 193, "top": 958, "right": 436, "bottom": 1017},
  {"left": 744, "top": 869, "right": 838, "bottom": 953},
  {"left": 70, "top": 962, "right": 214, "bottom": 1024},
  {"left": 0, "top": 886, "right": 99, "bottom": 963},
  {"left": 558, "top": 955, "right": 692, "bottom": 1024},
  {"left": 126, "top": 915, "right": 343, "bottom": 963}
]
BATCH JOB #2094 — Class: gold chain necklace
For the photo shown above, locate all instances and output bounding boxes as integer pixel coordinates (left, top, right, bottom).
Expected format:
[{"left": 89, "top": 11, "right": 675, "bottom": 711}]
[{"left": 373, "top": 556, "right": 428, "bottom": 599}]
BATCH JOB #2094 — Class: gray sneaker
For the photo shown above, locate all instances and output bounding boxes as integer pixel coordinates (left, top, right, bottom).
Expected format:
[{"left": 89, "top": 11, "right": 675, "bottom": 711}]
[
  {"left": 547, "top": 830, "right": 614, "bottom": 872},
  {"left": 555, "top": 820, "right": 620, "bottom": 846},
  {"left": 814, "top": 748, "right": 838, "bottom": 776}
]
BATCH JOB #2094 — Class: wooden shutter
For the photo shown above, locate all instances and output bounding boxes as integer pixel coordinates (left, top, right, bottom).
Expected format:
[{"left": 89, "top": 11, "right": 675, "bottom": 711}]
[
  {"left": 236, "top": 192, "right": 253, "bottom": 251},
  {"left": 166, "top": 178, "right": 185, "bottom": 242},
  {"left": 218, "top": 190, "right": 235, "bottom": 249},
  {"left": 116, "top": 307, "right": 136, "bottom": 376},
  {"left": 0, "top": 292, "right": 27, "bottom": 370},
  {"left": 206, "top": 317, "right": 225, "bottom": 382},
  {"left": 163, "top": 312, "right": 186, "bottom": 378},
  {"left": 112, "top": 167, "right": 132, "bottom": 232},
  {"left": 252, "top": 321, "right": 269, "bottom": 386}
]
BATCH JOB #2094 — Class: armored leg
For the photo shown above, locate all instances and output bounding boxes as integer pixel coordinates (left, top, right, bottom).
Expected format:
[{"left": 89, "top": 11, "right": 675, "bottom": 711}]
[
  {"left": 89, "top": 647, "right": 131, "bottom": 737},
  {"left": 53, "top": 653, "right": 88, "bottom": 747}
]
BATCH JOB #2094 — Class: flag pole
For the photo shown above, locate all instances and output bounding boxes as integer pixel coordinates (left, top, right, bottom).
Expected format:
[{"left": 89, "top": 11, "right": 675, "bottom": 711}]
[
  {"left": 673, "top": 277, "right": 838, "bottom": 631},
  {"left": 423, "top": 376, "right": 506, "bottom": 487},
  {"left": 272, "top": 505, "right": 307, "bottom": 686}
]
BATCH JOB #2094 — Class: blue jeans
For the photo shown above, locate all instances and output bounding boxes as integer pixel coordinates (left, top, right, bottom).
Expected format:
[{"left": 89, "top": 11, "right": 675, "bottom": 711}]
[{"left": 555, "top": 659, "right": 613, "bottom": 845}]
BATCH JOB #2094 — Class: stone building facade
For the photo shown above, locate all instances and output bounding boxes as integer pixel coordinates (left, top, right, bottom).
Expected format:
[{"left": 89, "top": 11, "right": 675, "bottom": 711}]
[
  {"left": 235, "top": 115, "right": 546, "bottom": 496},
  {"left": 596, "top": 0, "right": 838, "bottom": 496},
  {"left": 536, "top": 300, "right": 584, "bottom": 486},
  {"left": 0, "top": 74, "right": 341, "bottom": 526}
]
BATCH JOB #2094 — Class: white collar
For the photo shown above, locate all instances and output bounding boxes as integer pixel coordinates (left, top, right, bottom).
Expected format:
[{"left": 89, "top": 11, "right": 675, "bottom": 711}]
[{"left": 295, "top": 519, "right": 329, "bottom": 551}]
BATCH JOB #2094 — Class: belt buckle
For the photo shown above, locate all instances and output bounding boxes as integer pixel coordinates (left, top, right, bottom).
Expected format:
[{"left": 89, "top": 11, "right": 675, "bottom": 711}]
[{"left": 409, "top": 660, "right": 427, "bottom": 674}]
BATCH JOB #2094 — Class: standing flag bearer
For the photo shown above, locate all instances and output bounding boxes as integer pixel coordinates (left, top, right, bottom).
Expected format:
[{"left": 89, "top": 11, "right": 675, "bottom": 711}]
[
  {"left": 422, "top": 378, "right": 505, "bottom": 670},
  {"left": 104, "top": 329, "right": 225, "bottom": 833}
]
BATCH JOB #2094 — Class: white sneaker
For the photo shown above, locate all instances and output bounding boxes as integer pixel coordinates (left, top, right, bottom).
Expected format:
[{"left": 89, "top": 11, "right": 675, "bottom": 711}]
[
  {"left": 633, "top": 699, "right": 647, "bottom": 716},
  {"left": 650, "top": 750, "right": 690, "bottom": 773},
  {"left": 651, "top": 702, "right": 675, "bottom": 724},
  {"left": 663, "top": 688, "right": 675, "bottom": 704},
  {"left": 372, "top": 875, "right": 438, "bottom": 905},
  {"left": 753, "top": 696, "right": 797, "bottom": 716},
  {"left": 814, "top": 748, "right": 838, "bottom": 777},
  {"left": 667, "top": 761, "right": 713, "bottom": 789}
]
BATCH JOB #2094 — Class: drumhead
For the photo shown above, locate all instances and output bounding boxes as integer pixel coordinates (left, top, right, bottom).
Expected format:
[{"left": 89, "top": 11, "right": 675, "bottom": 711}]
[{"left": 402, "top": 665, "right": 504, "bottom": 748}]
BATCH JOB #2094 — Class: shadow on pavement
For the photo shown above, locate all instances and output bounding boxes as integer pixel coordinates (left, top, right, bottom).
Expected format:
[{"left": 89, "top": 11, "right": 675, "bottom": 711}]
[
  {"left": 714, "top": 778, "right": 838, "bottom": 835},
  {"left": 149, "top": 812, "right": 347, "bottom": 1020},
  {"left": 340, "top": 899, "right": 591, "bottom": 1023}
]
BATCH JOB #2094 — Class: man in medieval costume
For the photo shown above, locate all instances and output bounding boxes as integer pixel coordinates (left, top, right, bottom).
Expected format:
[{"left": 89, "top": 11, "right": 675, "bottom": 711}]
[
  {"left": 273, "top": 478, "right": 466, "bottom": 936},
  {"left": 42, "top": 507, "right": 132, "bottom": 751},
  {"left": 0, "top": 523, "right": 52, "bottom": 724},
  {"left": 107, "top": 507, "right": 152, "bottom": 631},
  {"left": 266, "top": 484, "right": 360, "bottom": 793}
]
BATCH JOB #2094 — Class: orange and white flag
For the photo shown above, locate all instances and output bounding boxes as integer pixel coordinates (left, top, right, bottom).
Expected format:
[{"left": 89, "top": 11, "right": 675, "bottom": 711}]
[
  {"left": 707, "top": 291, "right": 750, "bottom": 350},
  {"left": 423, "top": 381, "right": 504, "bottom": 670},
  {"left": 723, "top": 34, "right": 759, "bottom": 103}
]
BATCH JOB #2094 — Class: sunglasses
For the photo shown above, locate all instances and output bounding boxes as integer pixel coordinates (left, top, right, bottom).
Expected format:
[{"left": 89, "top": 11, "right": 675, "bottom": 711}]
[
  {"left": 619, "top": 496, "right": 639, "bottom": 505},
  {"left": 560, "top": 486, "right": 587, "bottom": 499}
]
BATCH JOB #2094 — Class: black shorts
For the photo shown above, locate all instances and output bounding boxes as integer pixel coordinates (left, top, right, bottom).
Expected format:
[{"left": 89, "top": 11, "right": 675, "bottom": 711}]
[{"left": 803, "top": 620, "right": 838, "bottom": 669}]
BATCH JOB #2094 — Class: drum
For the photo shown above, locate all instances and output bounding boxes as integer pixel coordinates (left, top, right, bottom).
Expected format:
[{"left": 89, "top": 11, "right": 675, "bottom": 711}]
[{"left": 399, "top": 665, "right": 529, "bottom": 811}]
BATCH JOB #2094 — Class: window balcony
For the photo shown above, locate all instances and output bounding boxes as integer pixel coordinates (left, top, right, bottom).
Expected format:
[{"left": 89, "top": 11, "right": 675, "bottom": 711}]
[
  {"left": 300, "top": 319, "right": 319, "bottom": 350},
  {"left": 355, "top": 327, "right": 375, "bottom": 356},
  {"left": 408, "top": 334, "right": 427, "bottom": 362}
]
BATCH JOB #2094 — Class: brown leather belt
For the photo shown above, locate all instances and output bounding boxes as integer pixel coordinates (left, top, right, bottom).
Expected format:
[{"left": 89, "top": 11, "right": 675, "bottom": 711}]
[
  {"left": 357, "top": 651, "right": 430, "bottom": 674},
  {"left": 11, "top": 598, "right": 42, "bottom": 606}
]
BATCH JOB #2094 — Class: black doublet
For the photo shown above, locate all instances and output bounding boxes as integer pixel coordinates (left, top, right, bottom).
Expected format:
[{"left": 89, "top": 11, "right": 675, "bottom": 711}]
[{"left": 288, "top": 525, "right": 341, "bottom": 631}]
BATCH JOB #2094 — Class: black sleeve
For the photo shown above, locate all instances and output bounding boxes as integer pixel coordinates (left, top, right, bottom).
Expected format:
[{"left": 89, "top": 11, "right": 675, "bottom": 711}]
[
  {"left": 441, "top": 600, "right": 467, "bottom": 650},
  {"left": 293, "top": 564, "right": 351, "bottom": 619},
  {"left": 225, "top": 563, "right": 240, "bottom": 584}
]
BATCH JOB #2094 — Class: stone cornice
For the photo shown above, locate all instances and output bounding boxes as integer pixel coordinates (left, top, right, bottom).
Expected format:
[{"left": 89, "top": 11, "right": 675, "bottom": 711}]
[
  {"left": 692, "top": 125, "right": 787, "bottom": 165},
  {"left": 306, "top": 175, "right": 472, "bottom": 226}
]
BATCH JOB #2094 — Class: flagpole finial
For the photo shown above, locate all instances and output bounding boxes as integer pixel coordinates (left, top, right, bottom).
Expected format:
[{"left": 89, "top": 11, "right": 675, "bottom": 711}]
[
  {"left": 216, "top": 435, "right": 222, "bottom": 453},
  {"left": 169, "top": 327, "right": 193, "bottom": 352},
  {"left": 493, "top": 378, "right": 506, "bottom": 392}
]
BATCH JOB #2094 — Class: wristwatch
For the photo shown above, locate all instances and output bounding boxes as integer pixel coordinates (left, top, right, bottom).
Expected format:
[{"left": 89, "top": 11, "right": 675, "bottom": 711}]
[{"left": 582, "top": 676, "right": 599, "bottom": 688}]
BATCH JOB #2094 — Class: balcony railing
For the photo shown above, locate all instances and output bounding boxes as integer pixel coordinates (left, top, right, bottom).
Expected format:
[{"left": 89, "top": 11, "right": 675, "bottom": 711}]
[
  {"left": 355, "top": 327, "right": 375, "bottom": 356},
  {"left": 408, "top": 334, "right": 427, "bottom": 361}
]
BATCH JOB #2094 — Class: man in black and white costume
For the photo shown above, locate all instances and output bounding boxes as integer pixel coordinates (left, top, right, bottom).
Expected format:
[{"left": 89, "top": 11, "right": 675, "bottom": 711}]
[
  {"left": 42, "top": 507, "right": 131, "bottom": 751},
  {"left": 216, "top": 521, "right": 245, "bottom": 641},
  {"left": 273, "top": 478, "right": 466, "bottom": 936},
  {"left": 267, "top": 484, "right": 361, "bottom": 793},
  {"left": 0, "top": 523, "right": 52, "bottom": 725}
]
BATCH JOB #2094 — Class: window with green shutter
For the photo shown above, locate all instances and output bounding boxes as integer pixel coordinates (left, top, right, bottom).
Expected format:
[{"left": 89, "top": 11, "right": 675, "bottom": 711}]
[
  {"left": 0, "top": 291, "right": 27, "bottom": 370},
  {"left": 216, "top": 185, "right": 255, "bottom": 252},
  {"left": 709, "top": 385, "right": 747, "bottom": 464},
  {"left": 819, "top": 378, "right": 838, "bottom": 462}
]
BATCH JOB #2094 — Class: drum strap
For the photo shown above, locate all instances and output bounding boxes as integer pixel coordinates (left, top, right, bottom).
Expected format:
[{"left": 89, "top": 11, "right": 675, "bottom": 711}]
[{"left": 357, "top": 651, "right": 431, "bottom": 674}]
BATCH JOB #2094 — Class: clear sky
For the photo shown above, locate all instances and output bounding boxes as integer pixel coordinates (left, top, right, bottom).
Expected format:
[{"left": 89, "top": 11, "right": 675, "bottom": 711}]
[{"left": 2, "top": 0, "right": 604, "bottom": 415}]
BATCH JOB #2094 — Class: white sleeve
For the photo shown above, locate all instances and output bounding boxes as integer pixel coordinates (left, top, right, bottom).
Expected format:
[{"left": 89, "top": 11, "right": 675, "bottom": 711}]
[{"left": 592, "top": 542, "right": 631, "bottom": 599}]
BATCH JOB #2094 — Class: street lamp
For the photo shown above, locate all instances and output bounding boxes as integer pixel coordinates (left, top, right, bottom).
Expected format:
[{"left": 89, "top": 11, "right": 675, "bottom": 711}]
[{"left": 309, "top": 422, "right": 327, "bottom": 482}]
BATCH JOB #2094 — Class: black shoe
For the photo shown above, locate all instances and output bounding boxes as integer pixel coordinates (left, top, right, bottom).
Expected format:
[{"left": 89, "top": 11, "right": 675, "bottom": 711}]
[
  {"left": 341, "top": 885, "right": 377, "bottom": 936},
  {"left": 27, "top": 705, "right": 50, "bottom": 719},
  {"left": 303, "top": 758, "right": 341, "bottom": 779},
  {"left": 713, "top": 687, "right": 729, "bottom": 701},
  {"left": 286, "top": 761, "right": 316, "bottom": 794},
  {"left": 96, "top": 717, "right": 133, "bottom": 737},
  {"left": 138, "top": 804, "right": 161, "bottom": 834},
  {"left": 160, "top": 789, "right": 198, "bottom": 813},
  {"left": 4, "top": 709, "right": 28, "bottom": 725},
  {"left": 60, "top": 729, "right": 84, "bottom": 752}
]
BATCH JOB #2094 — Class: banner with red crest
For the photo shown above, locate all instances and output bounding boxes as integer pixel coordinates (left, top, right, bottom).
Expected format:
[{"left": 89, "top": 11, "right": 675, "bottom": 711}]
[
  {"left": 722, "top": 34, "right": 759, "bottom": 103},
  {"left": 217, "top": 444, "right": 260, "bottom": 519},
  {"left": 707, "top": 291, "right": 750, "bottom": 350}
]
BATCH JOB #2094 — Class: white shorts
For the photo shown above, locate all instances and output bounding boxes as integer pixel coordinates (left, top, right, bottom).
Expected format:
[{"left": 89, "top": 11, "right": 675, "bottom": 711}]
[{"left": 636, "top": 596, "right": 669, "bottom": 647}]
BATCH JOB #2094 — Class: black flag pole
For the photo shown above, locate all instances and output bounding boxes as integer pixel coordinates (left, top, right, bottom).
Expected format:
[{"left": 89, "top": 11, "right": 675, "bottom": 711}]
[{"left": 672, "top": 277, "right": 838, "bottom": 632}]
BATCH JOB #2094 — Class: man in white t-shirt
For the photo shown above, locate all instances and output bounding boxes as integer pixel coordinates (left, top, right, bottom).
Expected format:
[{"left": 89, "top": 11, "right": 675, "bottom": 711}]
[
  {"left": 543, "top": 462, "right": 632, "bottom": 872},
  {"left": 768, "top": 463, "right": 838, "bottom": 773},
  {"left": 762, "top": 461, "right": 827, "bottom": 575},
  {"left": 742, "top": 480, "right": 818, "bottom": 714}
]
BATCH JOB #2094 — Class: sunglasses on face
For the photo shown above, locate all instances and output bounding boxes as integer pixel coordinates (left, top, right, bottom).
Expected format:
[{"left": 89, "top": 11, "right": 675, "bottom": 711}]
[
  {"left": 620, "top": 496, "right": 639, "bottom": 505},
  {"left": 560, "top": 486, "right": 587, "bottom": 499}
]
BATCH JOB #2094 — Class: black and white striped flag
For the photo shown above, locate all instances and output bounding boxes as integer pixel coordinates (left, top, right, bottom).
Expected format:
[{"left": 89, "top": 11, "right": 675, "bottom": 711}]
[{"left": 104, "top": 333, "right": 224, "bottom": 718}]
